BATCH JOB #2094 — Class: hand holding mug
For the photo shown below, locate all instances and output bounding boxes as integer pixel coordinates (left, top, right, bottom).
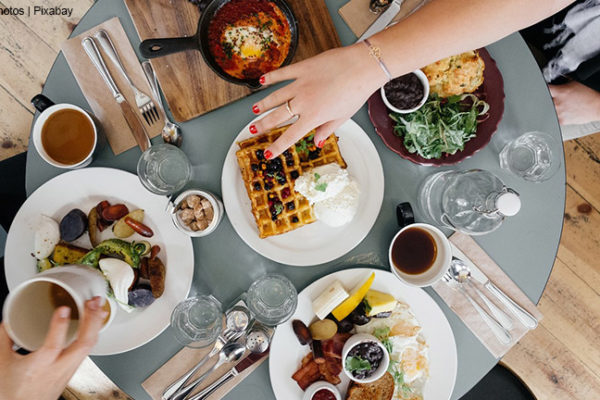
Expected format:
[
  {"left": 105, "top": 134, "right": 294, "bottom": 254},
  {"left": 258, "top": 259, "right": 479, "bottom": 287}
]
[{"left": 0, "top": 297, "right": 107, "bottom": 400}]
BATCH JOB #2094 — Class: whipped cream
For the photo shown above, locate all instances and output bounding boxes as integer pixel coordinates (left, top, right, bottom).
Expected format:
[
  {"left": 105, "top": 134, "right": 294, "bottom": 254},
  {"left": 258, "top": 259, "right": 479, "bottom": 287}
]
[{"left": 294, "top": 163, "right": 360, "bottom": 227}]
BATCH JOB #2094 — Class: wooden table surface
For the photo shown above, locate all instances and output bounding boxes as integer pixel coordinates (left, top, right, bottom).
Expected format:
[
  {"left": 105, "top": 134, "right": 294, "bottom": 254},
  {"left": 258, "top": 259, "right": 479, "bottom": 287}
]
[{"left": 1, "top": 2, "right": 599, "bottom": 399}]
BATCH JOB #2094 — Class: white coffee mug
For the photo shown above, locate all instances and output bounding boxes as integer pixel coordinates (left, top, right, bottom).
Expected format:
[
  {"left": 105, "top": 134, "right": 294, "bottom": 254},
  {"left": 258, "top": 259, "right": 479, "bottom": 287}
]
[
  {"left": 31, "top": 94, "right": 97, "bottom": 169},
  {"left": 388, "top": 223, "right": 452, "bottom": 287},
  {"left": 2, "top": 265, "right": 113, "bottom": 351}
]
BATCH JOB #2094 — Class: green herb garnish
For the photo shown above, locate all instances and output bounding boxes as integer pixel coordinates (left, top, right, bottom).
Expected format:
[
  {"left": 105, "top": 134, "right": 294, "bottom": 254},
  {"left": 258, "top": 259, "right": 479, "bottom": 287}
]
[
  {"left": 345, "top": 356, "right": 371, "bottom": 373},
  {"left": 274, "top": 203, "right": 284, "bottom": 215},
  {"left": 373, "top": 326, "right": 391, "bottom": 341},
  {"left": 390, "top": 93, "right": 489, "bottom": 159},
  {"left": 314, "top": 172, "right": 321, "bottom": 180},
  {"left": 315, "top": 182, "right": 328, "bottom": 192}
]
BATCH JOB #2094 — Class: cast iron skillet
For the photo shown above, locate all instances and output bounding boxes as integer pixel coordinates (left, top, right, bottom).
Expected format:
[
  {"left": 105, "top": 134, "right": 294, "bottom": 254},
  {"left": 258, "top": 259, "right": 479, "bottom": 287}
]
[{"left": 139, "top": 0, "right": 298, "bottom": 89}]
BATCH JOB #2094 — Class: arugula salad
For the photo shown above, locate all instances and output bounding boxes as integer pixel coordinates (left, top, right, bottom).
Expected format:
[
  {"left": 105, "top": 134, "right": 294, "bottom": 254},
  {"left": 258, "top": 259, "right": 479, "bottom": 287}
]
[{"left": 390, "top": 94, "right": 490, "bottom": 160}]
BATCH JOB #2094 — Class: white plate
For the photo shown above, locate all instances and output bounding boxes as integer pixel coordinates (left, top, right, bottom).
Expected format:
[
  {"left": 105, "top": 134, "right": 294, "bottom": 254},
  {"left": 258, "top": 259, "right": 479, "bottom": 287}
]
[
  {"left": 4, "top": 168, "right": 194, "bottom": 355},
  {"left": 269, "top": 268, "right": 457, "bottom": 400},
  {"left": 221, "top": 118, "right": 384, "bottom": 266}
]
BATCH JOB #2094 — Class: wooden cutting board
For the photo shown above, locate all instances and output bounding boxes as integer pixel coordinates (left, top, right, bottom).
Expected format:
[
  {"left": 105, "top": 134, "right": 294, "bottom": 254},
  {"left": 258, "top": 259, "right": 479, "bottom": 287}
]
[{"left": 124, "top": 0, "right": 341, "bottom": 122}]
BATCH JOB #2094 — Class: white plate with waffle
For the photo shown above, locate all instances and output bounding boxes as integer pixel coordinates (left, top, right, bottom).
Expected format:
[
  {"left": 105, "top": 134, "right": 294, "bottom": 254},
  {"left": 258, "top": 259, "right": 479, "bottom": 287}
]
[{"left": 221, "top": 116, "right": 384, "bottom": 266}]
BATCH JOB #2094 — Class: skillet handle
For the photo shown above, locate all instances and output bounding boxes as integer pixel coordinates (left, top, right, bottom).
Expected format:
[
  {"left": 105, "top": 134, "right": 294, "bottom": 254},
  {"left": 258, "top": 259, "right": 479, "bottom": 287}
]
[{"left": 139, "top": 36, "right": 198, "bottom": 59}]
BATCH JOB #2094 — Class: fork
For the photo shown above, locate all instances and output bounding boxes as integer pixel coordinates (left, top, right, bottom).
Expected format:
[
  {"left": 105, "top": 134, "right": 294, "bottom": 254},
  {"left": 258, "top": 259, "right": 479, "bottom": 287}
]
[
  {"left": 442, "top": 271, "right": 512, "bottom": 345},
  {"left": 94, "top": 30, "right": 160, "bottom": 125},
  {"left": 161, "top": 328, "right": 239, "bottom": 400}
]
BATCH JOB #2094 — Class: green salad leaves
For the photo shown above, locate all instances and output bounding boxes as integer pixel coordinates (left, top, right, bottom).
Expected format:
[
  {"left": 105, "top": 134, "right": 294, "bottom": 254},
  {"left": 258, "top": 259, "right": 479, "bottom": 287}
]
[{"left": 390, "top": 94, "right": 489, "bottom": 160}]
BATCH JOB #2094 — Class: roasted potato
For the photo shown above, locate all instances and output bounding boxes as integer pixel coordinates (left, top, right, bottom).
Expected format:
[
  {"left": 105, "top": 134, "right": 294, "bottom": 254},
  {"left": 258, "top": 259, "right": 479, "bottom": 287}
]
[
  {"left": 51, "top": 242, "right": 90, "bottom": 265},
  {"left": 112, "top": 209, "right": 144, "bottom": 238}
]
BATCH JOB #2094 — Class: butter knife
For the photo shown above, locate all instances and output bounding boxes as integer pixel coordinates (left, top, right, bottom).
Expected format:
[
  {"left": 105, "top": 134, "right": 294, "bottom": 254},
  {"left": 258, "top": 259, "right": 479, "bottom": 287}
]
[
  {"left": 81, "top": 37, "right": 151, "bottom": 152},
  {"left": 358, "top": 0, "right": 404, "bottom": 41},
  {"left": 186, "top": 351, "right": 269, "bottom": 400},
  {"left": 468, "top": 261, "right": 538, "bottom": 329}
]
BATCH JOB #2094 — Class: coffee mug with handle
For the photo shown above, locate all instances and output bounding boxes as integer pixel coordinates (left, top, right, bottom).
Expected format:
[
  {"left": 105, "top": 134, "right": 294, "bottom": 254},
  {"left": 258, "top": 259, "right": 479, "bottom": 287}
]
[
  {"left": 31, "top": 94, "right": 98, "bottom": 169},
  {"left": 2, "top": 264, "right": 114, "bottom": 351}
]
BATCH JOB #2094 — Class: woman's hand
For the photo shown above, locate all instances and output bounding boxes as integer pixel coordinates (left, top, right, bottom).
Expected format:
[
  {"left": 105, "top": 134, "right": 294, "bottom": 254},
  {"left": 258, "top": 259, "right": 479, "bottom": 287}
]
[
  {"left": 549, "top": 81, "right": 600, "bottom": 126},
  {"left": 250, "top": 43, "right": 387, "bottom": 158},
  {"left": 0, "top": 296, "right": 108, "bottom": 400}
]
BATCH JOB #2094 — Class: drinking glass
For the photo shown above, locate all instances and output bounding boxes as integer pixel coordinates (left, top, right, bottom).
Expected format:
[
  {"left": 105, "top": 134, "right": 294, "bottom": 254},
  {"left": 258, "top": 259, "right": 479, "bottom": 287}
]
[
  {"left": 170, "top": 295, "right": 223, "bottom": 348},
  {"left": 499, "top": 131, "right": 561, "bottom": 182},
  {"left": 137, "top": 144, "right": 192, "bottom": 195},
  {"left": 245, "top": 274, "right": 298, "bottom": 326}
]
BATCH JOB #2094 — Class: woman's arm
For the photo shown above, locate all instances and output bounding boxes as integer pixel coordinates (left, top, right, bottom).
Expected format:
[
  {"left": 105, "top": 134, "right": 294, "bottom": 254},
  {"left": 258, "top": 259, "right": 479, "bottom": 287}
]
[{"left": 252, "top": 0, "right": 574, "bottom": 158}]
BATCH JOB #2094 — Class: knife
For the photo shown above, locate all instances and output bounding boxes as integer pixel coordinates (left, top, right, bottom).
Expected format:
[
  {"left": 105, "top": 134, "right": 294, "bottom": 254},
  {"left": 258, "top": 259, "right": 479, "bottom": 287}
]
[
  {"left": 464, "top": 257, "right": 538, "bottom": 329},
  {"left": 186, "top": 351, "right": 269, "bottom": 400},
  {"left": 358, "top": 0, "right": 404, "bottom": 41},
  {"left": 81, "top": 36, "right": 151, "bottom": 152}
]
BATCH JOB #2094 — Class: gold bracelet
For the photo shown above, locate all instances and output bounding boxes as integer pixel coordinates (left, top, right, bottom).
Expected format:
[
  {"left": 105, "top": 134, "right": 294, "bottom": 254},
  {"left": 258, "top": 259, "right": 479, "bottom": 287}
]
[{"left": 363, "top": 39, "right": 392, "bottom": 81}]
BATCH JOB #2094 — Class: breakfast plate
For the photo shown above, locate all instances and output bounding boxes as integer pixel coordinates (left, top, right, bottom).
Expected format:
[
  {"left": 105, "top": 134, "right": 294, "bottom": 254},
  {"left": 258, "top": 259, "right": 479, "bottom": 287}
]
[
  {"left": 269, "top": 268, "right": 457, "bottom": 399},
  {"left": 4, "top": 168, "right": 194, "bottom": 355},
  {"left": 368, "top": 48, "right": 505, "bottom": 166},
  {"left": 221, "top": 117, "right": 384, "bottom": 266}
]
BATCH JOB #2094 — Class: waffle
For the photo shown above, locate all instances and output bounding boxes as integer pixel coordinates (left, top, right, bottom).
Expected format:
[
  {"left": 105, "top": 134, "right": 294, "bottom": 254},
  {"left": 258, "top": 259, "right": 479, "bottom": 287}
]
[{"left": 236, "top": 126, "right": 347, "bottom": 238}]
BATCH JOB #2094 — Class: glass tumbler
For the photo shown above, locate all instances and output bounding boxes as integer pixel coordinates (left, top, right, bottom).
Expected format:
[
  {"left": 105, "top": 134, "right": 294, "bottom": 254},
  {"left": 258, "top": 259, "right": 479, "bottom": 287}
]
[
  {"left": 170, "top": 295, "right": 223, "bottom": 348},
  {"left": 499, "top": 131, "right": 561, "bottom": 182},
  {"left": 137, "top": 143, "right": 192, "bottom": 195},
  {"left": 245, "top": 273, "right": 298, "bottom": 326}
]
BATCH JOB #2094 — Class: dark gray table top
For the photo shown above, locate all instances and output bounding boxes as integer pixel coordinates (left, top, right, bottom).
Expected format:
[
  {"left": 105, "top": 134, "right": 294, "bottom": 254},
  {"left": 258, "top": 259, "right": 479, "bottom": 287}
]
[{"left": 25, "top": 0, "right": 565, "bottom": 399}]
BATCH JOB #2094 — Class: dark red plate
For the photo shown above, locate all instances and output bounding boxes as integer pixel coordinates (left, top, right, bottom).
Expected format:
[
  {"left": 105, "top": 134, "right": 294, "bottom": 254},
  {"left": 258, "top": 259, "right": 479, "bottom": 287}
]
[{"left": 367, "top": 48, "right": 505, "bottom": 166}]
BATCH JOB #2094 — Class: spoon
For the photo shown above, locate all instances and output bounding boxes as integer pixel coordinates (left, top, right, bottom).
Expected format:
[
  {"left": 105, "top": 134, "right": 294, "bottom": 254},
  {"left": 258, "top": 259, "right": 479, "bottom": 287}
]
[
  {"left": 451, "top": 258, "right": 514, "bottom": 330},
  {"left": 163, "top": 308, "right": 249, "bottom": 400},
  {"left": 245, "top": 324, "right": 271, "bottom": 354},
  {"left": 170, "top": 342, "right": 245, "bottom": 400},
  {"left": 141, "top": 61, "right": 183, "bottom": 147}
]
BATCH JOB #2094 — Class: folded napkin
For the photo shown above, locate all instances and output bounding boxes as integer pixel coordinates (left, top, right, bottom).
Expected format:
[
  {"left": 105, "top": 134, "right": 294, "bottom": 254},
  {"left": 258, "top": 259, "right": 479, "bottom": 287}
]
[
  {"left": 61, "top": 17, "right": 163, "bottom": 155},
  {"left": 432, "top": 232, "right": 543, "bottom": 358},
  {"left": 142, "top": 344, "right": 268, "bottom": 400},
  {"left": 339, "top": 0, "right": 428, "bottom": 38}
]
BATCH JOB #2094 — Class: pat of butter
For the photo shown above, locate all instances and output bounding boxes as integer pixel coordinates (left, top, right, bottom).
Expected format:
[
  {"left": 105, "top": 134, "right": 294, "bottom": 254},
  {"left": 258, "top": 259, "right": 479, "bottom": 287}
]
[{"left": 312, "top": 280, "right": 349, "bottom": 320}]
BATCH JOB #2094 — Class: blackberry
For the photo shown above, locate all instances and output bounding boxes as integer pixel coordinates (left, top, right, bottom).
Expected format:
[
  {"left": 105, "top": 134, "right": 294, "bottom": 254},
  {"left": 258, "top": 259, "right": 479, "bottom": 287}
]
[
  {"left": 251, "top": 163, "right": 259, "bottom": 172},
  {"left": 283, "top": 150, "right": 291, "bottom": 157},
  {"left": 308, "top": 150, "right": 321, "bottom": 160},
  {"left": 290, "top": 170, "right": 299, "bottom": 179},
  {"left": 255, "top": 149, "right": 264, "bottom": 160},
  {"left": 286, "top": 159, "right": 294, "bottom": 167},
  {"left": 291, "top": 216, "right": 299, "bottom": 223},
  {"left": 286, "top": 201, "right": 295, "bottom": 210},
  {"left": 253, "top": 182, "right": 261, "bottom": 191},
  {"left": 264, "top": 182, "right": 274, "bottom": 190}
]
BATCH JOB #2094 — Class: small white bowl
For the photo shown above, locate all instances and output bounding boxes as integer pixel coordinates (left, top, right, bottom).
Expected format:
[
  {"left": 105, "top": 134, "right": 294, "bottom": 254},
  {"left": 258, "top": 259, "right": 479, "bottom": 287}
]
[
  {"left": 170, "top": 189, "right": 224, "bottom": 237},
  {"left": 302, "top": 381, "right": 342, "bottom": 400},
  {"left": 342, "top": 333, "right": 390, "bottom": 384},
  {"left": 381, "top": 69, "right": 429, "bottom": 114}
]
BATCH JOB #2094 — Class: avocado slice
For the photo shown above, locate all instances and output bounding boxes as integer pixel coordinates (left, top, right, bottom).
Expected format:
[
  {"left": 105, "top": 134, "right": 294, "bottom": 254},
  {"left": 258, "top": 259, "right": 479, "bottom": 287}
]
[{"left": 77, "top": 238, "right": 141, "bottom": 269}]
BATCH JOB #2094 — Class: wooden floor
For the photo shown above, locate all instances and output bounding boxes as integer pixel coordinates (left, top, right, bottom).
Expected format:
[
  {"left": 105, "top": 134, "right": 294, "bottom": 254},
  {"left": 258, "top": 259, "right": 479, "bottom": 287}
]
[{"left": 1, "top": 2, "right": 599, "bottom": 399}]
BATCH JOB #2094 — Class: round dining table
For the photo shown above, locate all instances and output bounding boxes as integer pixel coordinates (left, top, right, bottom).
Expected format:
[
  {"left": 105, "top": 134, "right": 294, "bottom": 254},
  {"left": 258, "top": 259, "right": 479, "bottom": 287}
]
[{"left": 24, "top": 0, "right": 566, "bottom": 399}]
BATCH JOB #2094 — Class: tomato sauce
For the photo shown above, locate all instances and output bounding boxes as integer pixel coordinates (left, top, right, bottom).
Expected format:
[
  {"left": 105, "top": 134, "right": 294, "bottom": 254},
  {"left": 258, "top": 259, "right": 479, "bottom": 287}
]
[
  {"left": 208, "top": 0, "right": 291, "bottom": 79},
  {"left": 312, "top": 389, "right": 336, "bottom": 400}
]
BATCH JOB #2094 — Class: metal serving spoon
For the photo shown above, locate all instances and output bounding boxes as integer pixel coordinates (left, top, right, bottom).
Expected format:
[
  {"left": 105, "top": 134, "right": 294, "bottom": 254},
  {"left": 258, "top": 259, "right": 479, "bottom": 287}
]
[
  {"left": 141, "top": 60, "right": 183, "bottom": 147},
  {"left": 170, "top": 342, "right": 245, "bottom": 400},
  {"left": 451, "top": 258, "right": 514, "bottom": 330}
]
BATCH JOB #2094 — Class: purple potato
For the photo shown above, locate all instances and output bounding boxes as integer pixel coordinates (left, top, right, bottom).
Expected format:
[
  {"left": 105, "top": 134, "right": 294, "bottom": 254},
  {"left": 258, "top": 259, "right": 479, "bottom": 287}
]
[
  {"left": 59, "top": 209, "right": 88, "bottom": 242},
  {"left": 128, "top": 288, "right": 155, "bottom": 308}
]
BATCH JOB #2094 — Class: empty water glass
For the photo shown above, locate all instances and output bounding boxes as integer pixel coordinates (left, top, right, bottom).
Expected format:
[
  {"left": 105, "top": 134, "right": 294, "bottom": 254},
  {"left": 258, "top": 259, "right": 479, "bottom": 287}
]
[
  {"left": 245, "top": 273, "right": 297, "bottom": 326},
  {"left": 170, "top": 295, "right": 223, "bottom": 348},
  {"left": 137, "top": 143, "right": 192, "bottom": 195},
  {"left": 499, "top": 131, "right": 561, "bottom": 182}
]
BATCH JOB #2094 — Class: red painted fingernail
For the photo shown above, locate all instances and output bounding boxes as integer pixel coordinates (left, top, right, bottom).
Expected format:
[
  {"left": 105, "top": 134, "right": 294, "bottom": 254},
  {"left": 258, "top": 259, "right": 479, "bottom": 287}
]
[
  {"left": 264, "top": 150, "right": 273, "bottom": 160},
  {"left": 259, "top": 75, "right": 266, "bottom": 85},
  {"left": 317, "top": 140, "right": 325, "bottom": 148},
  {"left": 252, "top": 105, "right": 260, "bottom": 114},
  {"left": 249, "top": 125, "right": 258, "bottom": 134}
]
